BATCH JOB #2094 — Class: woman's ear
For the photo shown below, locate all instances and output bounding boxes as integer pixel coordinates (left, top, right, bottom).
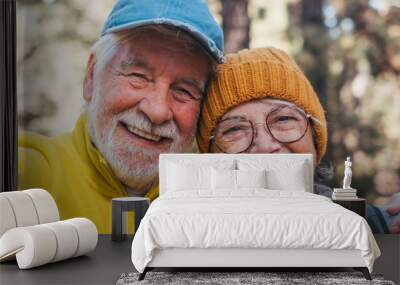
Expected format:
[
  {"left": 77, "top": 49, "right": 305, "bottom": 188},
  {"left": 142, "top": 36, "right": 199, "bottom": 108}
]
[{"left": 83, "top": 53, "right": 96, "bottom": 102}]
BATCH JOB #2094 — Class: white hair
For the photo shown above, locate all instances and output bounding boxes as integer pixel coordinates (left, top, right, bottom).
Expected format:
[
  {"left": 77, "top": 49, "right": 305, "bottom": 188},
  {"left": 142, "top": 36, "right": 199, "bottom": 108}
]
[
  {"left": 90, "top": 25, "right": 215, "bottom": 76},
  {"left": 90, "top": 33, "right": 119, "bottom": 74}
]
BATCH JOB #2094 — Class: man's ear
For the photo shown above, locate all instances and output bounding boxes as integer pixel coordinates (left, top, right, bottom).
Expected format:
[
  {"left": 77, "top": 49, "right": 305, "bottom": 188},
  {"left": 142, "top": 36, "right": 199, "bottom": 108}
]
[{"left": 83, "top": 53, "right": 96, "bottom": 102}]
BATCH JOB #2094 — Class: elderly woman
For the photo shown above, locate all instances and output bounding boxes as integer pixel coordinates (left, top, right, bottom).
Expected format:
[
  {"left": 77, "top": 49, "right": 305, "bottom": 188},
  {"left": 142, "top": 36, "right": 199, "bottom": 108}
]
[{"left": 197, "top": 47, "right": 399, "bottom": 234}]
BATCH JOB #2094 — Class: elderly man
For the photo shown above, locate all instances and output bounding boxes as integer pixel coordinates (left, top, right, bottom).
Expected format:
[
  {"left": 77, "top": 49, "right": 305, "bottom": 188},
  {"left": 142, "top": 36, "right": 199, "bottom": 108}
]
[{"left": 18, "top": 0, "right": 223, "bottom": 233}]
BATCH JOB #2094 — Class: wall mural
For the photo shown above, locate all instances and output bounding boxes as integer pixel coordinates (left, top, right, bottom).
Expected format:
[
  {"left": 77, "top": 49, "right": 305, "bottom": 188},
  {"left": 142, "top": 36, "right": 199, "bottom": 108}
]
[{"left": 17, "top": 0, "right": 399, "bottom": 234}]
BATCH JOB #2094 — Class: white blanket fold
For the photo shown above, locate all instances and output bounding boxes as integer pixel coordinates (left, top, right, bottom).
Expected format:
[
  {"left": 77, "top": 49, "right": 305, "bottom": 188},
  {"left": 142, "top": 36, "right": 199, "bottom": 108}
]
[{"left": 131, "top": 190, "right": 380, "bottom": 273}]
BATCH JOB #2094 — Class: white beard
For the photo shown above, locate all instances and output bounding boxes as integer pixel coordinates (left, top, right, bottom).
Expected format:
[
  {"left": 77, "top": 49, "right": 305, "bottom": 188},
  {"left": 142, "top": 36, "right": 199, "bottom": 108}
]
[{"left": 86, "top": 83, "right": 196, "bottom": 193}]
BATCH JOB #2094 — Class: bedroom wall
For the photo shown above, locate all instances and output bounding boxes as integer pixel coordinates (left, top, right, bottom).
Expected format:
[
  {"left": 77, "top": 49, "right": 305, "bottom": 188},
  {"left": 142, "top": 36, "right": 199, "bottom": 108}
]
[{"left": 374, "top": 234, "right": 400, "bottom": 284}]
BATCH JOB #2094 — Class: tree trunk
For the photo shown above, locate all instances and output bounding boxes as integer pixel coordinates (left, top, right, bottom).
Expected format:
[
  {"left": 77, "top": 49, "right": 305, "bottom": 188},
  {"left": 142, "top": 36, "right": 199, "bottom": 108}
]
[
  {"left": 299, "top": 0, "right": 327, "bottom": 108},
  {"left": 221, "top": 0, "right": 250, "bottom": 54},
  {"left": 298, "top": 0, "right": 336, "bottom": 167}
]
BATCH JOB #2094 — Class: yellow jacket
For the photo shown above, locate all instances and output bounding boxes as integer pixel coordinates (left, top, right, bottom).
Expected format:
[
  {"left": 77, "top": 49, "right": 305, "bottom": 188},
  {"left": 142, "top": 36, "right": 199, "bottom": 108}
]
[{"left": 18, "top": 114, "right": 159, "bottom": 234}]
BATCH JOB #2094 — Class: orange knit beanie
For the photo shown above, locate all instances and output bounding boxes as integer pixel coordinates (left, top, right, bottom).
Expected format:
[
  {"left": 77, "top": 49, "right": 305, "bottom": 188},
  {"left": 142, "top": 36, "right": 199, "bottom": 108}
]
[{"left": 197, "top": 47, "right": 327, "bottom": 163}]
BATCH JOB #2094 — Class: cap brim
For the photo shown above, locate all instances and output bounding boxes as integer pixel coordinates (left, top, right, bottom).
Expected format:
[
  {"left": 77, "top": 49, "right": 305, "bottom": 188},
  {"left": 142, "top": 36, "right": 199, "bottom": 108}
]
[{"left": 103, "top": 19, "right": 224, "bottom": 63}]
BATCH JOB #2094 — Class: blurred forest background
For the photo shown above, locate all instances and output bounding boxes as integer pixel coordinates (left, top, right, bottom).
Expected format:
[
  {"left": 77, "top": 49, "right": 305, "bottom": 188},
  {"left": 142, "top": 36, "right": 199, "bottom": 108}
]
[{"left": 16, "top": 0, "right": 400, "bottom": 206}]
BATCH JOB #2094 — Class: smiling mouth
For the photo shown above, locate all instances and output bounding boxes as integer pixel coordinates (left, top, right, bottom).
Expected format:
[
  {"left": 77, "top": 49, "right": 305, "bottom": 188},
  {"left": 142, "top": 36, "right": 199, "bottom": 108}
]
[{"left": 121, "top": 122, "right": 171, "bottom": 144}]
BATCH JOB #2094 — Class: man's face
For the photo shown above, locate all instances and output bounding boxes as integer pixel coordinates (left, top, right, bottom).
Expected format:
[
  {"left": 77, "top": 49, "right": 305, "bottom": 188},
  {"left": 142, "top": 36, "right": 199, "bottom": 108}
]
[{"left": 84, "top": 29, "right": 210, "bottom": 192}]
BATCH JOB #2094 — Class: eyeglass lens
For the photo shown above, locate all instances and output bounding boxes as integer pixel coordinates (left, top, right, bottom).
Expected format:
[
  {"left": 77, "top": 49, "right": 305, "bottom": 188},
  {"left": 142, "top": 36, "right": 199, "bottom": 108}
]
[{"left": 214, "top": 106, "right": 308, "bottom": 153}]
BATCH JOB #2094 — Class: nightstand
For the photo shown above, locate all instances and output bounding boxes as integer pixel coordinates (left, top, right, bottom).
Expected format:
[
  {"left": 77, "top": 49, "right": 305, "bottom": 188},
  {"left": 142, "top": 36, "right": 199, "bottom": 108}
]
[
  {"left": 111, "top": 197, "right": 150, "bottom": 242},
  {"left": 332, "top": 198, "right": 366, "bottom": 218}
]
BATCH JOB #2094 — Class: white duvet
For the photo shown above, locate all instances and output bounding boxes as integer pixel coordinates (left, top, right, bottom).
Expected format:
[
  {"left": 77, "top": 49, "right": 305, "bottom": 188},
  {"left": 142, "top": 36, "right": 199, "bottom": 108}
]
[{"left": 131, "top": 190, "right": 380, "bottom": 273}]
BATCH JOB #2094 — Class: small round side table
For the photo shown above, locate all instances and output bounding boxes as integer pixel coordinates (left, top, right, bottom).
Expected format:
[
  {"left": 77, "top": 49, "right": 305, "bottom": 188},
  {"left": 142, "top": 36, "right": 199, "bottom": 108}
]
[{"left": 111, "top": 197, "right": 149, "bottom": 242}]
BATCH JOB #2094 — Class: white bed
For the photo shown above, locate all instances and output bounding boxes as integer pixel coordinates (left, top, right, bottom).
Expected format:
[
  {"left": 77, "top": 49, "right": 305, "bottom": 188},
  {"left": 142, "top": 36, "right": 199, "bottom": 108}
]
[{"left": 131, "top": 154, "right": 380, "bottom": 280}]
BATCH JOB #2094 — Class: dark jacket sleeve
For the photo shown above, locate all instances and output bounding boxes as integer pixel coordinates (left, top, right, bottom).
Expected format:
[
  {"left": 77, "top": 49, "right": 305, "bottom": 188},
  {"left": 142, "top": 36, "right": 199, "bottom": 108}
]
[
  {"left": 314, "top": 183, "right": 390, "bottom": 234},
  {"left": 365, "top": 204, "right": 390, "bottom": 234}
]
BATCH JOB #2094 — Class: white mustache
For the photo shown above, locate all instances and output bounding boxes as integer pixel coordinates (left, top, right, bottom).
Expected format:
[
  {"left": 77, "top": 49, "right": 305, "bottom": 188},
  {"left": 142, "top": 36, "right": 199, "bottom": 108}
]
[{"left": 119, "top": 111, "right": 178, "bottom": 139}]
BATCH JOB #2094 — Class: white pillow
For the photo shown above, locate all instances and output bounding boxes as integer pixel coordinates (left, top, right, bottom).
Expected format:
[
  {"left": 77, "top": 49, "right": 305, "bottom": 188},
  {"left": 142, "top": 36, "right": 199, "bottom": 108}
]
[
  {"left": 211, "top": 168, "right": 237, "bottom": 190},
  {"left": 237, "top": 159, "right": 309, "bottom": 192},
  {"left": 236, "top": 169, "right": 267, "bottom": 189},
  {"left": 167, "top": 162, "right": 211, "bottom": 191},
  {"left": 266, "top": 163, "right": 307, "bottom": 191}
]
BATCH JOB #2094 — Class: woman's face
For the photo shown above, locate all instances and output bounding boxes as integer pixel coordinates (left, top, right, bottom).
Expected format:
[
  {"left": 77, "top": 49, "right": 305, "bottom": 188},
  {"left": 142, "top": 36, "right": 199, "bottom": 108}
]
[{"left": 211, "top": 98, "right": 317, "bottom": 163}]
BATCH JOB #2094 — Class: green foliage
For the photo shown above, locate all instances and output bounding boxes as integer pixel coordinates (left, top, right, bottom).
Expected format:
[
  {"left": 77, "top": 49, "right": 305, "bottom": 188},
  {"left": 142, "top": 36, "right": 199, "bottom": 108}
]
[{"left": 287, "top": 0, "right": 400, "bottom": 203}]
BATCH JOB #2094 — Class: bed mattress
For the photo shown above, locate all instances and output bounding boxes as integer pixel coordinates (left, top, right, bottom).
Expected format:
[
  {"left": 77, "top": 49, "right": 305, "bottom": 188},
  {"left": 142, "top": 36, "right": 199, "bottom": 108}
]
[{"left": 131, "top": 190, "right": 380, "bottom": 273}]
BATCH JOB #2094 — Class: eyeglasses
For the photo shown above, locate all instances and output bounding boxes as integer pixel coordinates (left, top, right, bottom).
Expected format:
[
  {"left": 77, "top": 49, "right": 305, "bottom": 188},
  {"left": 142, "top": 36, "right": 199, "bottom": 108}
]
[{"left": 209, "top": 105, "right": 321, "bottom": 154}]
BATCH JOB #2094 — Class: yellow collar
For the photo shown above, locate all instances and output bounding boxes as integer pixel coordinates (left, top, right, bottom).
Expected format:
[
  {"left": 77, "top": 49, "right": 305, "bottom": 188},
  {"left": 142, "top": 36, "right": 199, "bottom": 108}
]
[
  {"left": 72, "top": 114, "right": 127, "bottom": 198},
  {"left": 72, "top": 113, "right": 159, "bottom": 200}
]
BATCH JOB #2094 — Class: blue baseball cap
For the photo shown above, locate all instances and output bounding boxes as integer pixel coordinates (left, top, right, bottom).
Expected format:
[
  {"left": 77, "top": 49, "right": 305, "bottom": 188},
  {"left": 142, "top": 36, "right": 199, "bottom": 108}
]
[{"left": 101, "top": 0, "right": 224, "bottom": 63}]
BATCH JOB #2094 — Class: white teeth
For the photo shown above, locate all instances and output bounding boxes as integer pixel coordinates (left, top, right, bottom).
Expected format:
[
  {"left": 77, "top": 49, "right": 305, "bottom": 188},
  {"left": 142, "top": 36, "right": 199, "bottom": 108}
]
[{"left": 126, "top": 125, "right": 161, "bottom": 142}]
